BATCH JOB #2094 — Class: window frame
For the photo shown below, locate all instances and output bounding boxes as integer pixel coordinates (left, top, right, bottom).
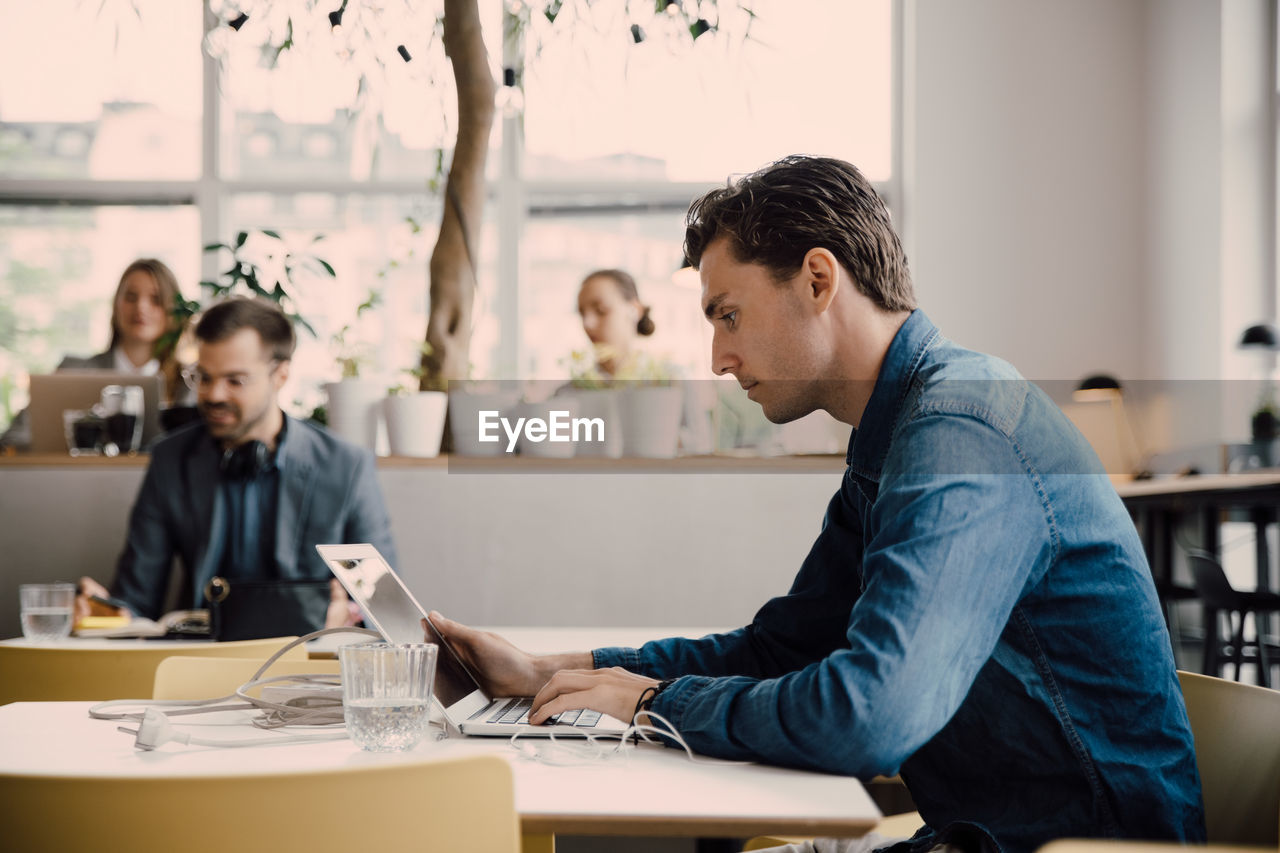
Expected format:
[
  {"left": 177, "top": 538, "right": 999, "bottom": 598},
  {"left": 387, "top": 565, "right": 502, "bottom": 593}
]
[{"left": 0, "top": 0, "right": 903, "bottom": 383}]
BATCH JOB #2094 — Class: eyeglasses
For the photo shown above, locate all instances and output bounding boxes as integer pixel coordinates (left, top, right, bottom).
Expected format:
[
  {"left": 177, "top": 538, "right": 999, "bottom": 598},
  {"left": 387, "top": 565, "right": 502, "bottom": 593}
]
[{"left": 182, "top": 360, "right": 280, "bottom": 392}]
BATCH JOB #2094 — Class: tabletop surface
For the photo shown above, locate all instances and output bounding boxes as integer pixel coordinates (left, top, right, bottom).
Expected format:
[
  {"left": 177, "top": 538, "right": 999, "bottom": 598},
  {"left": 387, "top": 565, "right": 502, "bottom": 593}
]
[
  {"left": 0, "top": 701, "right": 879, "bottom": 837},
  {"left": 0, "top": 624, "right": 879, "bottom": 837}
]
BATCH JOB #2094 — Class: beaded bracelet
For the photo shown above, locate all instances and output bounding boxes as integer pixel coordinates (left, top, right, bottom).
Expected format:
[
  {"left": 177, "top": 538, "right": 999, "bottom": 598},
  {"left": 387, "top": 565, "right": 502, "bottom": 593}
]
[{"left": 632, "top": 677, "right": 678, "bottom": 723}]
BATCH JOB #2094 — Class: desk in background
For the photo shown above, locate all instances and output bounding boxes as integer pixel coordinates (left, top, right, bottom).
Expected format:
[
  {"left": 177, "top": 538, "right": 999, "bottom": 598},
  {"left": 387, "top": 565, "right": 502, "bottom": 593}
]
[
  {"left": 1117, "top": 471, "right": 1280, "bottom": 594},
  {"left": 1117, "top": 472, "right": 1280, "bottom": 678}
]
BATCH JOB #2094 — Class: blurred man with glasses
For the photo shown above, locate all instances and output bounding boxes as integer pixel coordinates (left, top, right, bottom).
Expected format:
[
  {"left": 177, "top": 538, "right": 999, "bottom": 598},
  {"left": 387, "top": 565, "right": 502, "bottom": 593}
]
[{"left": 76, "top": 297, "right": 396, "bottom": 631}]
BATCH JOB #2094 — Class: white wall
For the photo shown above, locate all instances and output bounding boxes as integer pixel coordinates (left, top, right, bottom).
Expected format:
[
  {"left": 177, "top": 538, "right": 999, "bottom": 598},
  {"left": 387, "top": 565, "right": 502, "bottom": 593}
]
[
  {"left": 906, "top": 0, "right": 1149, "bottom": 384},
  {"left": 1144, "top": 0, "right": 1275, "bottom": 447},
  {"left": 908, "top": 0, "right": 1276, "bottom": 454}
]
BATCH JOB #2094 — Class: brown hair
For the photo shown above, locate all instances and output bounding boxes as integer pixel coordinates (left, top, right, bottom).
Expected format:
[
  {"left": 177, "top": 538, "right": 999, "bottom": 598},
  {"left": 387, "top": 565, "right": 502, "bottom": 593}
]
[
  {"left": 109, "top": 258, "right": 186, "bottom": 403},
  {"left": 194, "top": 297, "right": 296, "bottom": 362},
  {"left": 683, "top": 155, "right": 915, "bottom": 312},
  {"left": 582, "top": 269, "right": 655, "bottom": 336}
]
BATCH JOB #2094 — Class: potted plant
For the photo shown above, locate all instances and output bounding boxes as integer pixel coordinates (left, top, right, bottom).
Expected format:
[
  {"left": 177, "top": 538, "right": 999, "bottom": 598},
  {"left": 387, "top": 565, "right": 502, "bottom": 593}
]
[
  {"left": 382, "top": 343, "right": 448, "bottom": 458},
  {"left": 160, "top": 229, "right": 330, "bottom": 433},
  {"left": 614, "top": 352, "right": 683, "bottom": 459},
  {"left": 559, "top": 347, "right": 622, "bottom": 458},
  {"left": 1252, "top": 383, "right": 1278, "bottom": 443},
  {"left": 323, "top": 289, "right": 384, "bottom": 453},
  {"left": 446, "top": 378, "right": 521, "bottom": 458}
]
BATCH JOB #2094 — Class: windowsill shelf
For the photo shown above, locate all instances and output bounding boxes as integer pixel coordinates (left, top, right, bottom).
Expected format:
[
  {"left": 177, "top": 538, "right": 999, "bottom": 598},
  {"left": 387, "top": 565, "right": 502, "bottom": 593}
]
[{"left": 0, "top": 451, "right": 847, "bottom": 473}]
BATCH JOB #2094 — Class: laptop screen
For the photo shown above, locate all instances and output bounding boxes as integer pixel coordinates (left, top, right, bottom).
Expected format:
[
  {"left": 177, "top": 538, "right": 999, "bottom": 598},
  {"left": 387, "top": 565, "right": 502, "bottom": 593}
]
[
  {"left": 28, "top": 372, "right": 164, "bottom": 453},
  {"left": 319, "top": 546, "right": 480, "bottom": 710}
]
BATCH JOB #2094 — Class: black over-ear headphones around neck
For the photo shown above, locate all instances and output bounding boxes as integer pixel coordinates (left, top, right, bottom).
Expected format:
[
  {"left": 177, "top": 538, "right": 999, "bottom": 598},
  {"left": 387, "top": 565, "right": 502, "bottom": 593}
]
[{"left": 220, "top": 440, "right": 273, "bottom": 480}]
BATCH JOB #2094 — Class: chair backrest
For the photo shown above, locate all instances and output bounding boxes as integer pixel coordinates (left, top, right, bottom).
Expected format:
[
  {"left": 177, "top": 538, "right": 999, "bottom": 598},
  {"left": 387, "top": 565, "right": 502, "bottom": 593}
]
[
  {"left": 1178, "top": 670, "right": 1280, "bottom": 844},
  {"left": 1185, "top": 552, "right": 1241, "bottom": 610},
  {"left": 0, "top": 754, "right": 519, "bottom": 853},
  {"left": 153, "top": 655, "right": 341, "bottom": 700},
  {"left": 0, "top": 637, "right": 305, "bottom": 704}
]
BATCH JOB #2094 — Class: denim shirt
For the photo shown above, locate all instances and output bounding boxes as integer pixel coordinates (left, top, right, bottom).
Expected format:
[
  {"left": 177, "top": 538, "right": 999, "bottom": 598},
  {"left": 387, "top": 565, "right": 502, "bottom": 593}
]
[{"left": 594, "top": 310, "right": 1204, "bottom": 853}]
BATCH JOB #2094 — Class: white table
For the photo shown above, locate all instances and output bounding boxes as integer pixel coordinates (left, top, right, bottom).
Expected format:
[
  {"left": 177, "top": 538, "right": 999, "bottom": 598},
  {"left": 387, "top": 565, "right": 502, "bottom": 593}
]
[{"left": 0, "top": 701, "right": 880, "bottom": 840}]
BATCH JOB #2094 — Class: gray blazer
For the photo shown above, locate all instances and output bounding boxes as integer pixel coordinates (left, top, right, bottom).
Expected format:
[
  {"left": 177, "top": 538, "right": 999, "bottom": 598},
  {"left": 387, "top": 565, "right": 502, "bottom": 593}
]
[
  {"left": 112, "top": 414, "right": 398, "bottom": 619},
  {"left": 59, "top": 351, "right": 116, "bottom": 370}
]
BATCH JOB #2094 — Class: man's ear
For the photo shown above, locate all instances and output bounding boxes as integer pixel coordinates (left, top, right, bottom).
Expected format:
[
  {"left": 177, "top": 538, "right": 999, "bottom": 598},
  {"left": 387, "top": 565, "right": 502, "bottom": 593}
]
[
  {"left": 273, "top": 359, "right": 291, "bottom": 390},
  {"left": 803, "top": 248, "right": 839, "bottom": 313}
]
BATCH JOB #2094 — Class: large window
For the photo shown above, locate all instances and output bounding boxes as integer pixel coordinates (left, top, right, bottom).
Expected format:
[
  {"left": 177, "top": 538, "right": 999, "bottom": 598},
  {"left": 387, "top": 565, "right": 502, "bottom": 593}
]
[{"left": 0, "top": 0, "right": 895, "bottom": 437}]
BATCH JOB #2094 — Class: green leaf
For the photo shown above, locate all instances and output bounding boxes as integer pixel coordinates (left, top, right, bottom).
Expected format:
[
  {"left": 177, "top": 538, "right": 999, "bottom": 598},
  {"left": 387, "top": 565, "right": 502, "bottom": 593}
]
[
  {"left": 235, "top": 231, "right": 248, "bottom": 248},
  {"left": 295, "top": 315, "right": 318, "bottom": 339},
  {"left": 690, "top": 18, "right": 712, "bottom": 39},
  {"left": 261, "top": 229, "right": 281, "bottom": 240},
  {"left": 202, "top": 243, "right": 228, "bottom": 253},
  {"left": 318, "top": 259, "right": 336, "bottom": 277}
]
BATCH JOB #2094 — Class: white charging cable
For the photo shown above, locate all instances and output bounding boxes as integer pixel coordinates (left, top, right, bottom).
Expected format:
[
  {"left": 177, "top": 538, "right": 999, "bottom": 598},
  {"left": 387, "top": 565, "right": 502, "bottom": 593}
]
[
  {"left": 508, "top": 710, "right": 752, "bottom": 767},
  {"left": 89, "top": 626, "right": 381, "bottom": 750},
  {"left": 120, "top": 706, "right": 352, "bottom": 751}
]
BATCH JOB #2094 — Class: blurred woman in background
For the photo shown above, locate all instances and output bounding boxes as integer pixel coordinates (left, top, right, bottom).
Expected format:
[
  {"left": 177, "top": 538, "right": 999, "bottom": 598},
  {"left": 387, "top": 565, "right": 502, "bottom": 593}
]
[
  {"left": 576, "top": 268, "right": 655, "bottom": 377},
  {"left": 0, "top": 258, "right": 190, "bottom": 450}
]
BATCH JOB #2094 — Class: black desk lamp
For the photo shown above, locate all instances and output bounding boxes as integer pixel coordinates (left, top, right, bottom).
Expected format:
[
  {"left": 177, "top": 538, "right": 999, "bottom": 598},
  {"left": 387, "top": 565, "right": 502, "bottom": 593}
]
[
  {"left": 1240, "top": 323, "right": 1280, "bottom": 350},
  {"left": 1073, "top": 374, "right": 1148, "bottom": 478},
  {"left": 1240, "top": 323, "right": 1280, "bottom": 442}
]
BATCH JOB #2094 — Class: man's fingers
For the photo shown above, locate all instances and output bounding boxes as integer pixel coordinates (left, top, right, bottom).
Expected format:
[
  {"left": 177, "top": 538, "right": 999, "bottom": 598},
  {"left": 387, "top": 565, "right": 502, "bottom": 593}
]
[
  {"left": 530, "top": 669, "right": 604, "bottom": 721},
  {"left": 530, "top": 686, "right": 605, "bottom": 725}
]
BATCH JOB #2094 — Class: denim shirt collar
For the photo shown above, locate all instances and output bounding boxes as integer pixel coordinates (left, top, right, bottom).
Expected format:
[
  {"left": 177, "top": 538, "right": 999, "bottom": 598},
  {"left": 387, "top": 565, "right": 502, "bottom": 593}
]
[{"left": 846, "top": 308, "right": 939, "bottom": 481}]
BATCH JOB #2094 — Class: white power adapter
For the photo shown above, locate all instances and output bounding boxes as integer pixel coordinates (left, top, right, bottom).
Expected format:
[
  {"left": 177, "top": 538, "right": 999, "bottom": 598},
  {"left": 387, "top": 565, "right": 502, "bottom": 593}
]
[{"left": 119, "top": 707, "right": 348, "bottom": 751}]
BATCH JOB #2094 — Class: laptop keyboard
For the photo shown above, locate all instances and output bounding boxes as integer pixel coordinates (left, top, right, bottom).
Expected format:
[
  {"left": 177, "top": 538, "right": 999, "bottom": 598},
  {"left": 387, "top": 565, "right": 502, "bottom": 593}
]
[{"left": 484, "top": 697, "right": 602, "bottom": 728}]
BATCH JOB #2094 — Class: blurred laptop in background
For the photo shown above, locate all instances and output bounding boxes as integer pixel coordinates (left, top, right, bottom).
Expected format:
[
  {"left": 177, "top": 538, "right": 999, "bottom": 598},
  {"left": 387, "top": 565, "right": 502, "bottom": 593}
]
[{"left": 27, "top": 372, "right": 164, "bottom": 453}]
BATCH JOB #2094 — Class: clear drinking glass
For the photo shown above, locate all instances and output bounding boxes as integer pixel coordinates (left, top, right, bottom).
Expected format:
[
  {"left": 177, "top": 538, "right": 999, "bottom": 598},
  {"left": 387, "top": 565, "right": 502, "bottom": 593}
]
[
  {"left": 20, "top": 583, "right": 76, "bottom": 641},
  {"left": 339, "top": 642, "right": 438, "bottom": 751},
  {"left": 62, "top": 409, "right": 104, "bottom": 456},
  {"left": 99, "top": 384, "right": 144, "bottom": 455}
]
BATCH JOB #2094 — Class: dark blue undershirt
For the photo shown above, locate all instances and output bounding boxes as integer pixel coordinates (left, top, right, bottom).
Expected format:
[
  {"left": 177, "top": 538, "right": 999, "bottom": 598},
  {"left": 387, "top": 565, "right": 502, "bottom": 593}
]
[
  {"left": 218, "top": 419, "right": 287, "bottom": 580},
  {"left": 219, "top": 465, "right": 280, "bottom": 579}
]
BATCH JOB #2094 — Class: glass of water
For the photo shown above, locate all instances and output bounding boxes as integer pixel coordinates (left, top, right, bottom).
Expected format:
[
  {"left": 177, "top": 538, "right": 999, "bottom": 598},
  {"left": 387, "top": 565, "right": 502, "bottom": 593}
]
[
  {"left": 339, "top": 642, "right": 438, "bottom": 751},
  {"left": 20, "top": 583, "right": 76, "bottom": 642}
]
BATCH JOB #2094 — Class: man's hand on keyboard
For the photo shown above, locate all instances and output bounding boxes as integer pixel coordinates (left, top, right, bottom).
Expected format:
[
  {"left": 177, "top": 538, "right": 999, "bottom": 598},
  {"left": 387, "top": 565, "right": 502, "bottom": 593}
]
[
  {"left": 529, "top": 666, "right": 658, "bottom": 727},
  {"left": 427, "top": 612, "right": 593, "bottom": 698}
]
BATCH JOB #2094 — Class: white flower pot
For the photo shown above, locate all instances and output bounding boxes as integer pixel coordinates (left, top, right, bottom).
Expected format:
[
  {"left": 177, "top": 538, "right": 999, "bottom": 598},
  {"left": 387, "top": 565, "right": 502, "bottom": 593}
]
[
  {"left": 617, "top": 386, "right": 682, "bottom": 458},
  {"left": 448, "top": 388, "right": 521, "bottom": 456},
  {"left": 563, "top": 389, "right": 622, "bottom": 458},
  {"left": 516, "top": 398, "right": 579, "bottom": 459},
  {"left": 382, "top": 392, "right": 448, "bottom": 458},
  {"left": 324, "top": 379, "right": 383, "bottom": 453}
]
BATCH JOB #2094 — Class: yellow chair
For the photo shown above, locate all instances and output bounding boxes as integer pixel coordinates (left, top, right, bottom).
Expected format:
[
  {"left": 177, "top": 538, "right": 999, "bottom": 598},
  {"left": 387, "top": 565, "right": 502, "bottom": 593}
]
[
  {"left": 1178, "top": 669, "right": 1280, "bottom": 845},
  {"left": 0, "top": 754, "right": 519, "bottom": 853},
  {"left": 757, "top": 670, "right": 1280, "bottom": 851},
  {"left": 152, "top": 655, "right": 341, "bottom": 700},
  {"left": 0, "top": 637, "right": 305, "bottom": 704},
  {"left": 1038, "top": 843, "right": 1254, "bottom": 853}
]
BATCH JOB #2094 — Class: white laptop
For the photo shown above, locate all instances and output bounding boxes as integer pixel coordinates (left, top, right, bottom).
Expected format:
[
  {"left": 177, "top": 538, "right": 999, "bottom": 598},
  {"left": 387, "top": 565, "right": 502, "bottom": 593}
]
[
  {"left": 316, "top": 543, "right": 629, "bottom": 738},
  {"left": 28, "top": 371, "right": 164, "bottom": 452}
]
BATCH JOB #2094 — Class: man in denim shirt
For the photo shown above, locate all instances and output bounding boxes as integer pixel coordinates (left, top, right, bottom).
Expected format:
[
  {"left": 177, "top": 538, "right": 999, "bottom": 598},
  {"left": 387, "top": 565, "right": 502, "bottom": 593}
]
[{"left": 433, "top": 156, "right": 1204, "bottom": 852}]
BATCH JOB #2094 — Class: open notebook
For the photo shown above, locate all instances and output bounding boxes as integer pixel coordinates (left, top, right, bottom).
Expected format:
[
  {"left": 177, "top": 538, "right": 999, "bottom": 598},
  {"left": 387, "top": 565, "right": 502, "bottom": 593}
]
[{"left": 74, "top": 610, "right": 210, "bottom": 639}]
